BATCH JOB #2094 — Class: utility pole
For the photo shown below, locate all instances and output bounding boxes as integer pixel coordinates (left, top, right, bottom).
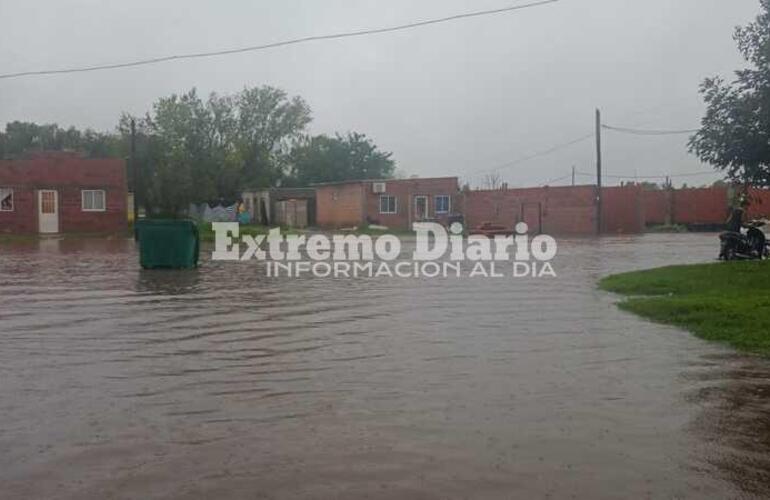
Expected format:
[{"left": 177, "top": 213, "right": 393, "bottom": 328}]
[
  {"left": 130, "top": 118, "right": 138, "bottom": 237},
  {"left": 571, "top": 165, "right": 576, "bottom": 186},
  {"left": 595, "top": 109, "right": 603, "bottom": 235}
]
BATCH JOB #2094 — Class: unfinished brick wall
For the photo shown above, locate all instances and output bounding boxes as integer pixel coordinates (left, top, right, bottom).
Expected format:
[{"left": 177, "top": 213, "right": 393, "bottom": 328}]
[
  {"left": 672, "top": 187, "right": 729, "bottom": 226},
  {"left": 642, "top": 190, "right": 669, "bottom": 225},
  {"left": 602, "top": 186, "right": 645, "bottom": 234},
  {"left": 748, "top": 188, "right": 770, "bottom": 219},
  {"left": 316, "top": 183, "right": 364, "bottom": 228},
  {"left": 543, "top": 186, "right": 597, "bottom": 234},
  {"left": 464, "top": 185, "right": 598, "bottom": 235},
  {"left": 641, "top": 187, "right": 731, "bottom": 227}
]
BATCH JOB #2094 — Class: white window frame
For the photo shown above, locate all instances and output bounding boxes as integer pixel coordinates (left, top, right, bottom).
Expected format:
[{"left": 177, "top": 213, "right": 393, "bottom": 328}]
[
  {"left": 435, "top": 195, "right": 451, "bottom": 214},
  {"left": 379, "top": 195, "right": 397, "bottom": 214},
  {"left": 414, "top": 195, "right": 429, "bottom": 219},
  {"left": 0, "top": 188, "right": 13, "bottom": 212},
  {"left": 81, "top": 190, "right": 106, "bottom": 212}
]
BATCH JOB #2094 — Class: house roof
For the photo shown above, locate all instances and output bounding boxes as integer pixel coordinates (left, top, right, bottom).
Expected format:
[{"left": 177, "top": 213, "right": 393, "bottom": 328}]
[{"left": 311, "top": 177, "right": 459, "bottom": 187}]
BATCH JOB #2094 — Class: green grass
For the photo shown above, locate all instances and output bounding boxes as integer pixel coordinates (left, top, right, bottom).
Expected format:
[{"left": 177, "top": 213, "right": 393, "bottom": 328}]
[
  {"left": 599, "top": 261, "right": 770, "bottom": 355},
  {"left": 346, "top": 224, "right": 416, "bottom": 237},
  {"left": 0, "top": 231, "right": 130, "bottom": 244},
  {"left": 196, "top": 223, "right": 303, "bottom": 242},
  {"left": 0, "top": 234, "right": 38, "bottom": 244},
  {"left": 195, "top": 223, "right": 417, "bottom": 241}
]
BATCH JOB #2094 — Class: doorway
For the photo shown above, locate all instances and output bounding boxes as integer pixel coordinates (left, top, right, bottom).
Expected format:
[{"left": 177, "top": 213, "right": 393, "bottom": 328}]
[
  {"left": 414, "top": 196, "right": 428, "bottom": 221},
  {"left": 38, "top": 190, "right": 59, "bottom": 234}
]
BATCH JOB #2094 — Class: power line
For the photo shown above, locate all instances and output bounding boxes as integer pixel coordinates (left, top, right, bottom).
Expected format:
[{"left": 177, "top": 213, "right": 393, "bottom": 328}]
[
  {"left": 601, "top": 124, "right": 700, "bottom": 136},
  {"left": 575, "top": 170, "right": 718, "bottom": 180},
  {"left": 0, "top": 0, "right": 560, "bottom": 80},
  {"left": 540, "top": 173, "right": 573, "bottom": 186},
  {"left": 471, "top": 132, "right": 594, "bottom": 175}
]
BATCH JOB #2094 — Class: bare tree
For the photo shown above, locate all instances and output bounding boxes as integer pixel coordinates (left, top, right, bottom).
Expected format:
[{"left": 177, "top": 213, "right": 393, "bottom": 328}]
[{"left": 483, "top": 172, "right": 503, "bottom": 190}]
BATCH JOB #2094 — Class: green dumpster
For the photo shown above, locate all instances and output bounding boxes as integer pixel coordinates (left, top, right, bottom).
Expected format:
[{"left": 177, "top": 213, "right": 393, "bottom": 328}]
[{"left": 136, "top": 219, "right": 200, "bottom": 269}]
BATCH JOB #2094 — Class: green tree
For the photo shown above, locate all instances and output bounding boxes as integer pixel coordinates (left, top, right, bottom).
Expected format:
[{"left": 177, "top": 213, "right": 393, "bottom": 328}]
[
  {"left": 145, "top": 89, "right": 217, "bottom": 211},
  {"left": 137, "top": 86, "right": 311, "bottom": 214},
  {"left": 0, "top": 121, "right": 123, "bottom": 159},
  {"left": 234, "top": 86, "right": 311, "bottom": 188},
  {"left": 689, "top": 0, "right": 770, "bottom": 187},
  {"left": 286, "top": 132, "right": 395, "bottom": 186},
  {"left": 0, "top": 85, "right": 314, "bottom": 214}
]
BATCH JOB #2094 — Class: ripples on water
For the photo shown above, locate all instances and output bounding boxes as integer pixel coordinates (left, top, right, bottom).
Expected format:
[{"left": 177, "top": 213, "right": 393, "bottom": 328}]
[{"left": 1, "top": 234, "right": 770, "bottom": 499}]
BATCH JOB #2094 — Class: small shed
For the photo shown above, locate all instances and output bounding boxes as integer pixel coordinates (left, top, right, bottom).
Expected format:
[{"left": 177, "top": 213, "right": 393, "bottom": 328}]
[
  {"left": 241, "top": 188, "right": 316, "bottom": 227},
  {"left": 274, "top": 199, "right": 309, "bottom": 228}
]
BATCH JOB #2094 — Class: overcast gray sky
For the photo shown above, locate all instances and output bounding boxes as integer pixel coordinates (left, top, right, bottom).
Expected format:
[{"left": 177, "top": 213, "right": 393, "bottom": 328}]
[{"left": 0, "top": 0, "right": 761, "bottom": 187}]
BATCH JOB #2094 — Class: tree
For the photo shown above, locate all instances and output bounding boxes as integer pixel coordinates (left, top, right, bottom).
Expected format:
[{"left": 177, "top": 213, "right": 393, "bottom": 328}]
[
  {"left": 234, "top": 86, "right": 311, "bottom": 188},
  {"left": 138, "top": 86, "right": 312, "bottom": 214},
  {"left": 483, "top": 173, "right": 503, "bottom": 190},
  {"left": 285, "top": 132, "right": 395, "bottom": 186},
  {"left": 638, "top": 181, "right": 661, "bottom": 191},
  {"left": 689, "top": 0, "right": 770, "bottom": 187},
  {"left": 0, "top": 121, "right": 122, "bottom": 158}
]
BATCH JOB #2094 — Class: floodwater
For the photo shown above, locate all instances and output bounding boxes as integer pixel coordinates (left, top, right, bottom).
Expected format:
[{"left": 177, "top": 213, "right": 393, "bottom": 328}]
[{"left": 1, "top": 233, "right": 770, "bottom": 499}]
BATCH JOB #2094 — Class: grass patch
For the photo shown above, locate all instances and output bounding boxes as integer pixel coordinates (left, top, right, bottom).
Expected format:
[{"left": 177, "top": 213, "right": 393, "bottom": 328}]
[
  {"left": 0, "top": 234, "right": 39, "bottom": 244},
  {"left": 0, "top": 232, "right": 130, "bottom": 244},
  {"left": 196, "top": 223, "right": 303, "bottom": 242},
  {"left": 345, "top": 224, "right": 416, "bottom": 237},
  {"left": 599, "top": 261, "right": 770, "bottom": 355},
  {"left": 195, "top": 222, "right": 416, "bottom": 241}
]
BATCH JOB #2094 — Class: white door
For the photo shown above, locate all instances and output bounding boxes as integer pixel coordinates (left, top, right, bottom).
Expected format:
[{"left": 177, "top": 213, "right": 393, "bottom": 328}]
[
  {"left": 414, "top": 196, "right": 428, "bottom": 221},
  {"left": 38, "top": 190, "right": 59, "bottom": 233}
]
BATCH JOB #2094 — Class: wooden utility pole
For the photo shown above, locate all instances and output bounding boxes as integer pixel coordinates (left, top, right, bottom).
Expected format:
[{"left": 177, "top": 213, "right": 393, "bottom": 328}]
[
  {"left": 595, "top": 109, "right": 603, "bottom": 235},
  {"left": 571, "top": 165, "right": 576, "bottom": 186},
  {"left": 130, "top": 118, "right": 138, "bottom": 235}
]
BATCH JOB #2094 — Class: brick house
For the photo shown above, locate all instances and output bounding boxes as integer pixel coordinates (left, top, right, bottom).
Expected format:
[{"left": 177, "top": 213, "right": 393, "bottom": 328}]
[
  {"left": 315, "top": 177, "right": 460, "bottom": 230},
  {"left": 0, "top": 151, "right": 128, "bottom": 234}
]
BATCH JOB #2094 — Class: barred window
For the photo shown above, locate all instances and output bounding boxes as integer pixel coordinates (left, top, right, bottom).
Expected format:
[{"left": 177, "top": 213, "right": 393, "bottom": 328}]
[
  {"left": 82, "top": 190, "right": 106, "bottom": 211},
  {"left": 0, "top": 188, "right": 13, "bottom": 211},
  {"left": 379, "top": 195, "right": 397, "bottom": 214},
  {"left": 435, "top": 195, "right": 451, "bottom": 214}
]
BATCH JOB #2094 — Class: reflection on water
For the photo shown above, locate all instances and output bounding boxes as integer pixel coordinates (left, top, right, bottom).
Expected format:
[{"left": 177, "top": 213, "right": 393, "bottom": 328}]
[
  {"left": 0, "top": 233, "right": 769, "bottom": 499},
  {"left": 137, "top": 269, "right": 202, "bottom": 295},
  {"left": 682, "top": 352, "right": 770, "bottom": 497}
]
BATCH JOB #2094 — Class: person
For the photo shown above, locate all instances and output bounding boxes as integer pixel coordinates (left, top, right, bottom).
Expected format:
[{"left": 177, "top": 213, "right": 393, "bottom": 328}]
[
  {"left": 236, "top": 199, "right": 250, "bottom": 224},
  {"left": 726, "top": 194, "right": 748, "bottom": 233}
]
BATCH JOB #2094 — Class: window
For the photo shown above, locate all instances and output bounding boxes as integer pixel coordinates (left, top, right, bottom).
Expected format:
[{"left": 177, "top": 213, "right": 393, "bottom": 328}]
[
  {"left": 379, "top": 195, "right": 397, "bottom": 214},
  {"left": 435, "top": 195, "right": 451, "bottom": 214},
  {"left": 0, "top": 188, "right": 13, "bottom": 211},
  {"left": 82, "top": 190, "right": 106, "bottom": 212},
  {"left": 40, "top": 191, "right": 56, "bottom": 214}
]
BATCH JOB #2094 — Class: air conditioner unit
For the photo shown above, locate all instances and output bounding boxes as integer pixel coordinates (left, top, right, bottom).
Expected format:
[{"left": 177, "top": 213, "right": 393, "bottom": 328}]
[{"left": 372, "top": 182, "right": 387, "bottom": 194}]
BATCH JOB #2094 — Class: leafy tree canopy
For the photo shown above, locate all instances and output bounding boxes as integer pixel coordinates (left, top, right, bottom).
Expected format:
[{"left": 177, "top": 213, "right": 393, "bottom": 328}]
[
  {"left": 284, "top": 132, "right": 395, "bottom": 187},
  {"left": 0, "top": 121, "right": 123, "bottom": 158},
  {"left": 690, "top": 0, "right": 770, "bottom": 187},
  {"left": 0, "top": 85, "right": 396, "bottom": 216},
  {"left": 137, "top": 86, "right": 312, "bottom": 214}
]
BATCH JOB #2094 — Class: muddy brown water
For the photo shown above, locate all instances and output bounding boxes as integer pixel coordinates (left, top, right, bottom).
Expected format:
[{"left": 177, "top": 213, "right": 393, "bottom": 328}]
[{"left": 2, "top": 233, "right": 770, "bottom": 499}]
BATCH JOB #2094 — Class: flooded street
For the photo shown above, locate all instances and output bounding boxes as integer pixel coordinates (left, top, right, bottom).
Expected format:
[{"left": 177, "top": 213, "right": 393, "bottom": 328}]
[{"left": 2, "top": 233, "right": 770, "bottom": 499}]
